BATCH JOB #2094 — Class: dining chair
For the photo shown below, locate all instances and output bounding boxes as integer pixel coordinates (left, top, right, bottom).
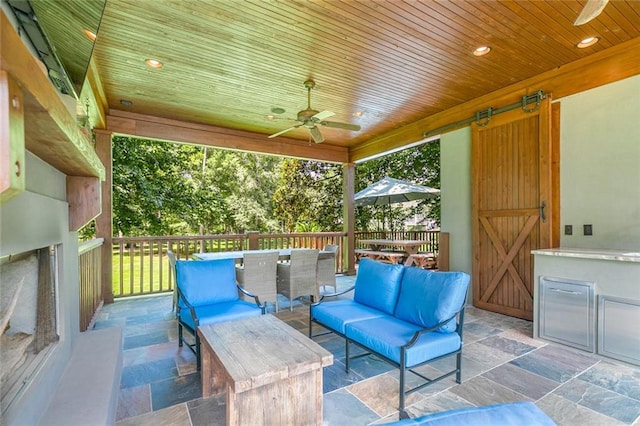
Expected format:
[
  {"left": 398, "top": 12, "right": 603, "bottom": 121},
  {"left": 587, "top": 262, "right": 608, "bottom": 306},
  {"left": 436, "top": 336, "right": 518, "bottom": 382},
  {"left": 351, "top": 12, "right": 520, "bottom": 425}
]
[
  {"left": 316, "top": 244, "right": 338, "bottom": 294},
  {"left": 276, "top": 249, "right": 319, "bottom": 311},
  {"left": 236, "top": 250, "right": 280, "bottom": 312},
  {"left": 167, "top": 250, "right": 178, "bottom": 313}
]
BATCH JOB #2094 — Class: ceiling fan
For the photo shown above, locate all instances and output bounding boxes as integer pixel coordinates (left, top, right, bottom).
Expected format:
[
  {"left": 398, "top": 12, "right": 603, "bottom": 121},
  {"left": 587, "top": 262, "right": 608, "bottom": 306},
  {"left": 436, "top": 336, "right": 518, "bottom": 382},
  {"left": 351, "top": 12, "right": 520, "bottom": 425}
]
[
  {"left": 574, "top": 0, "right": 609, "bottom": 25},
  {"left": 268, "top": 80, "right": 361, "bottom": 143}
]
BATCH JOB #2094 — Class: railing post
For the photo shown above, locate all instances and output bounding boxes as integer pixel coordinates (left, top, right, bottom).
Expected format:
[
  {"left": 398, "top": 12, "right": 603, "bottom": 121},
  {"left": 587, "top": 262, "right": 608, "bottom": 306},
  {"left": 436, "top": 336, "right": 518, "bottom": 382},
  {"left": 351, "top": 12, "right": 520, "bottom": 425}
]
[
  {"left": 438, "top": 232, "right": 450, "bottom": 271},
  {"left": 247, "top": 231, "right": 259, "bottom": 250}
]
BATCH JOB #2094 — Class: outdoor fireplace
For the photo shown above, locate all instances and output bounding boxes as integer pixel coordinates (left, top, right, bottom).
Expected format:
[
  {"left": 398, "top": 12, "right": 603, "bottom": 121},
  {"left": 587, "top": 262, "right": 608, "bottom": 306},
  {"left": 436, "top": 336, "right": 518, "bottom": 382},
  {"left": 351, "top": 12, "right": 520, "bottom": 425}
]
[{"left": 1, "top": 245, "right": 59, "bottom": 413}]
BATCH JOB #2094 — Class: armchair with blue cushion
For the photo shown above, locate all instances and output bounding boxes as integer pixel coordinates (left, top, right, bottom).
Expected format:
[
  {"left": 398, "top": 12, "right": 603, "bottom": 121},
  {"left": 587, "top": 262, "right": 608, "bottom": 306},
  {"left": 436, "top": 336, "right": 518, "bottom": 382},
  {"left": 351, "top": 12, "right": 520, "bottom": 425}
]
[{"left": 174, "top": 258, "right": 266, "bottom": 370}]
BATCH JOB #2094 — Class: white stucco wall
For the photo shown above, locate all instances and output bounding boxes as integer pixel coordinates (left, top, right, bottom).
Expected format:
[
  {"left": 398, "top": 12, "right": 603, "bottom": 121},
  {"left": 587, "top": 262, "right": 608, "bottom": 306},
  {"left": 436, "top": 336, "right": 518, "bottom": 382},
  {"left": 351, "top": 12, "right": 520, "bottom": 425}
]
[
  {"left": 558, "top": 74, "right": 640, "bottom": 250},
  {"left": 0, "top": 153, "right": 80, "bottom": 425},
  {"left": 440, "top": 127, "right": 472, "bottom": 275}
]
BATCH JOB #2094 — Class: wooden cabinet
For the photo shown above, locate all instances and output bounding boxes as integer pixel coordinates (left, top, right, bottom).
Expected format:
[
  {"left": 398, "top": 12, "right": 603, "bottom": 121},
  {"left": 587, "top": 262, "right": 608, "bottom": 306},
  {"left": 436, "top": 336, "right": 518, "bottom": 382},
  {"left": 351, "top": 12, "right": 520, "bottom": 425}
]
[{"left": 1, "top": 11, "right": 105, "bottom": 230}]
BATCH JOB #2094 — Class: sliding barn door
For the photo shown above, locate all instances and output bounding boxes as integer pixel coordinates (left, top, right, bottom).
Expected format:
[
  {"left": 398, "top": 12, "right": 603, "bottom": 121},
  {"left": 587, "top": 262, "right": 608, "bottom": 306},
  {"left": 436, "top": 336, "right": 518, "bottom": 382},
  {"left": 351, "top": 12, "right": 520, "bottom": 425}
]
[{"left": 472, "top": 98, "right": 554, "bottom": 320}]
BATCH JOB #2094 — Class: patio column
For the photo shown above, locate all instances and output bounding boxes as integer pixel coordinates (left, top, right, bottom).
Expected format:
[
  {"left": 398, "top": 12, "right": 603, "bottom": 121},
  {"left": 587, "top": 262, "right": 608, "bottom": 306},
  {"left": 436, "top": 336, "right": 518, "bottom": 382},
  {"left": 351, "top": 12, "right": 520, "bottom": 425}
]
[
  {"left": 94, "top": 130, "right": 113, "bottom": 303},
  {"left": 342, "top": 163, "right": 356, "bottom": 275}
]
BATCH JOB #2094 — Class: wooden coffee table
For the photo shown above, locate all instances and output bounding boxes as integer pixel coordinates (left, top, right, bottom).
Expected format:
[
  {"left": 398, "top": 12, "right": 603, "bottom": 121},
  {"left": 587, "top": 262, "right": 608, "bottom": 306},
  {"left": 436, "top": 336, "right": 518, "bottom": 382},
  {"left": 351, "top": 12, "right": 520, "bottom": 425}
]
[{"left": 198, "top": 315, "right": 333, "bottom": 426}]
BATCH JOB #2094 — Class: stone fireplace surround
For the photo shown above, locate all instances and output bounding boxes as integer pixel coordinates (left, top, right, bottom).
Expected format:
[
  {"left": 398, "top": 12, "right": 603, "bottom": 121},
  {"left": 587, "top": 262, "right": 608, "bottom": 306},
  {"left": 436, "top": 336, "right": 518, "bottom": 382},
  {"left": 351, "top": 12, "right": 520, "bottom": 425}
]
[{"left": 0, "top": 153, "right": 85, "bottom": 424}]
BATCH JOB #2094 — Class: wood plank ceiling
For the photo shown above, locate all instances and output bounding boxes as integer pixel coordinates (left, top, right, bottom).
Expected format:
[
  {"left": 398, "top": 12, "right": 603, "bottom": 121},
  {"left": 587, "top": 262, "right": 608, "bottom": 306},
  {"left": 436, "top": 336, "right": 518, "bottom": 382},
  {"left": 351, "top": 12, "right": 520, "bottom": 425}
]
[{"left": 32, "top": 0, "right": 640, "bottom": 159}]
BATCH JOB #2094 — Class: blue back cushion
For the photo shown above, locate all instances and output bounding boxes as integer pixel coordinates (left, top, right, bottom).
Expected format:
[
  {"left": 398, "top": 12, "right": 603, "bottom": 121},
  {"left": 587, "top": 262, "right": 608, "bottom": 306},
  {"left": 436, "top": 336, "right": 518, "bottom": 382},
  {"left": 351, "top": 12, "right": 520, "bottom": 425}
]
[
  {"left": 175, "top": 259, "right": 239, "bottom": 307},
  {"left": 395, "top": 268, "right": 470, "bottom": 332},
  {"left": 353, "top": 259, "right": 405, "bottom": 315}
]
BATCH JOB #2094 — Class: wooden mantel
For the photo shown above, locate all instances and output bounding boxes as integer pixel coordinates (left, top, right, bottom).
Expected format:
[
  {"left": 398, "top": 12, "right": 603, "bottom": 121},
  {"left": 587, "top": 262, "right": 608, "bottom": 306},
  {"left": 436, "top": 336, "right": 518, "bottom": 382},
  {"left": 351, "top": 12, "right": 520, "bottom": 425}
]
[{"left": 1, "top": 11, "right": 105, "bottom": 231}]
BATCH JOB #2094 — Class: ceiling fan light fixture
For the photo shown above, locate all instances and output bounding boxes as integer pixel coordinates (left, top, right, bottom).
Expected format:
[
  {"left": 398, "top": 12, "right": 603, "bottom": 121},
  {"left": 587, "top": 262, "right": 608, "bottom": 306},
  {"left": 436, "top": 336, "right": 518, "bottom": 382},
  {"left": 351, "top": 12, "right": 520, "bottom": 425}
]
[
  {"left": 145, "top": 58, "right": 163, "bottom": 69},
  {"left": 473, "top": 46, "right": 491, "bottom": 56},
  {"left": 576, "top": 36, "right": 599, "bottom": 48}
]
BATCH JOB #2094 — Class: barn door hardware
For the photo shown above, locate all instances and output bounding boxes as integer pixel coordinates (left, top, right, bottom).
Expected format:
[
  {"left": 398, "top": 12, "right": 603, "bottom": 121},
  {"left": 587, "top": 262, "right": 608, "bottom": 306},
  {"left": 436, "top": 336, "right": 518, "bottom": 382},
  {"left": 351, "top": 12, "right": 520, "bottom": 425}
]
[{"left": 423, "top": 89, "right": 548, "bottom": 137}]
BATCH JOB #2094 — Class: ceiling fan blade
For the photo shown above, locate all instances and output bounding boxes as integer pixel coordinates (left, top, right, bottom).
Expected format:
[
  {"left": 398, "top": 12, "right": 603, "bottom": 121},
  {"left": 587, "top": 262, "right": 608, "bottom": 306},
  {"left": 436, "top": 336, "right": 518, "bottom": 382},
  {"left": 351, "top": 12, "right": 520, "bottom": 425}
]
[
  {"left": 574, "top": 0, "right": 609, "bottom": 25},
  {"left": 320, "top": 121, "right": 361, "bottom": 131},
  {"left": 268, "top": 124, "right": 302, "bottom": 138},
  {"left": 312, "top": 110, "right": 335, "bottom": 121},
  {"left": 308, "top": 126, "right": 325, "bottom": 143}
]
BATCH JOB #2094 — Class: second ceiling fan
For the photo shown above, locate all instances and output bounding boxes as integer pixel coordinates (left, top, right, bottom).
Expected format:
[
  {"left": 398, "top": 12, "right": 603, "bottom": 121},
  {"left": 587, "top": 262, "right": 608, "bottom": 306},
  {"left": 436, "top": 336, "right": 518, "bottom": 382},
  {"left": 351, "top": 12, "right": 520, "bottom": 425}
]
[{"left": 268, "top": 80, "right": 361, "bottom": 143}]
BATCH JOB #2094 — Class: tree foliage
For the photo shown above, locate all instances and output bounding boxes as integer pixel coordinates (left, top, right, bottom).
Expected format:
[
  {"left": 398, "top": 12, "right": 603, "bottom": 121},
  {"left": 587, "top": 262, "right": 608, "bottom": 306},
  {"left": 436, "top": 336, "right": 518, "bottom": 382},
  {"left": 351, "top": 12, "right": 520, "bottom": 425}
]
[
  {"left": 355, "top": 140, "right": 441, "bottom": 231},
  {"left": 97, "top": 136, "right": 439, "bottom": 238}
]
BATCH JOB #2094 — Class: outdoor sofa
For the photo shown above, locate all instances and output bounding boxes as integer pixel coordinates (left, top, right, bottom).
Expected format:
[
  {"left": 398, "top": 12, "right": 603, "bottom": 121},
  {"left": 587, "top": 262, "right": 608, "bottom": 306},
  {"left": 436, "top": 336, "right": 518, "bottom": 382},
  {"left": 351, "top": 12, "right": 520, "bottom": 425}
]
[
  {"left": 386, "top": 401, "right": 556, "bottom": 425},
  {"left": 309, "top": 258, "right": 470, "bottom": 416}
]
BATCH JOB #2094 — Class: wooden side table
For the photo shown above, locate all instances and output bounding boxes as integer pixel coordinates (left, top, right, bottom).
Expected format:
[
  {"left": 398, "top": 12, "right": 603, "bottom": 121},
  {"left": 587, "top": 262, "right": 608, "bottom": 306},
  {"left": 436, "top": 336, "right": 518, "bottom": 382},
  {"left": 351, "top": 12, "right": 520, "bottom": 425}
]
[{"left": 198, "top": 315, "right": 333, "bottom": 426}]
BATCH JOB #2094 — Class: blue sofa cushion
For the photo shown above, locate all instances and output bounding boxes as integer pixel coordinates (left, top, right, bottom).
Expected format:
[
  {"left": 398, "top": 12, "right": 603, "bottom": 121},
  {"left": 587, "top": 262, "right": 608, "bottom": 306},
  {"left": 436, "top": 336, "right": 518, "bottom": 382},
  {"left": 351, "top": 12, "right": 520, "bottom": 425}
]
[
  {"left": 395, "top": 268, "right": 470, "bottom": 333},
  {"left": 175, "top": 259, "right": 239, "bottom": 307},
  {"left": 387, "top": 402, "right": 556, "bottom": 426},
  {"left": 353, "top": 259, "right": 405, "bottom": 315},
  {"left": 179, "top": 300, "right": 261, "bottom": 330},
  {"left": 312, "top": 299, "right": 387, "bottom": 334},
  {"left": 345, "top": 316, "right": 461, "bottom": 368}
]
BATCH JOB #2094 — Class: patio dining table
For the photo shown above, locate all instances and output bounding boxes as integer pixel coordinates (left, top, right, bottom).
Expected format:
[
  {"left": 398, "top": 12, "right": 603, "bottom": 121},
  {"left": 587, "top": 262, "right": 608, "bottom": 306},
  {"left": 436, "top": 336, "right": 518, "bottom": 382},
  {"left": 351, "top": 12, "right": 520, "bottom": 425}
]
[
  {"left": 358, "top": 239, "right": 424, "bottom": 255},
  {"left": 192, "top": 248, "right": 333, "bottom": 261}
]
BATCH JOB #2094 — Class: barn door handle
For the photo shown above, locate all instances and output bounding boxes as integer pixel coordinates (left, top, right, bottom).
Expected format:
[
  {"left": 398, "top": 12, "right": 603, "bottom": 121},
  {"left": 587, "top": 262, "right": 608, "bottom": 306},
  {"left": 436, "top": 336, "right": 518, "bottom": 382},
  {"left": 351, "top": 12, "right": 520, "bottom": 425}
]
[{"left": 540, "top": 201, "right": 546, "bottom": 222}]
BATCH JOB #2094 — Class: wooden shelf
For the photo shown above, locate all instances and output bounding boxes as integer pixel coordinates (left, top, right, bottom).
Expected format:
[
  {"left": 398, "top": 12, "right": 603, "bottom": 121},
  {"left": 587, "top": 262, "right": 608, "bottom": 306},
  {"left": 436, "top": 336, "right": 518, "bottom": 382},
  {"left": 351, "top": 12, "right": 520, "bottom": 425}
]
[
  {"left": 1, "top": 11, "right": 104, "bottom": 230},
  {"left": 1, "top": 11, "right": 105, "bottom": 181}
]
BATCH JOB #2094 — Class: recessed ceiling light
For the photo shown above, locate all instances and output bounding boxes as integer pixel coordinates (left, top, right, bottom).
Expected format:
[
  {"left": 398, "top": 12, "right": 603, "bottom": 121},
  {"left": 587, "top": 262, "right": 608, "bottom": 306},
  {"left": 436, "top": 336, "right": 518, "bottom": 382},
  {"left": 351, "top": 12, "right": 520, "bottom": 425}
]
[
  {"left": 120, "top": 99, "right": 133, "bottom": 106},
  {"left": 576, "top": 36, "right": 599, "bottom": 48},
  {"left": 83, "top": 29, "right": 96, "bottom": 42},
  {"left": 352, "top": 111, "right": 364, "bottom": 117},
  {"left": 271, "top": 107, "right": 285, "bottom": 114},
  {"left": 473, "top": 46, "right": 491, "bottom": 57},
  {"left": 266, "top": 115, "right": 275, "bottom": 120},
  {"left": 145, "top": 59, "right": 163, "bottom": 69}
]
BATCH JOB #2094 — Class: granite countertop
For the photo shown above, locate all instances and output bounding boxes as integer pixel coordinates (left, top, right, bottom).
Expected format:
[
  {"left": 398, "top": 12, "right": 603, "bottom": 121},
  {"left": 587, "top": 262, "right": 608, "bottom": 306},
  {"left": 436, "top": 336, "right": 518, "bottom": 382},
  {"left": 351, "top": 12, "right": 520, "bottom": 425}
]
[{"left": 531, "top": 248, "right": 640, "bottom": 263}]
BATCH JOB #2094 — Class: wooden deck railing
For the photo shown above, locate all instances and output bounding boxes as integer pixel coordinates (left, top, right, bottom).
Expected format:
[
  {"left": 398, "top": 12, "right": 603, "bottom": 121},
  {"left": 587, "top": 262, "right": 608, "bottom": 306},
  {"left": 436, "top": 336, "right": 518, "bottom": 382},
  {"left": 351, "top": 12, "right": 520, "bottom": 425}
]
[
  {"left": 355, "top": 230, "right": 440, "bottom": 253},
  {"left": 109, "top": 230, "right": 442, "bottom": 299},
  {"left": 78, "top": 238, "right": 104, "bottom": 331}
]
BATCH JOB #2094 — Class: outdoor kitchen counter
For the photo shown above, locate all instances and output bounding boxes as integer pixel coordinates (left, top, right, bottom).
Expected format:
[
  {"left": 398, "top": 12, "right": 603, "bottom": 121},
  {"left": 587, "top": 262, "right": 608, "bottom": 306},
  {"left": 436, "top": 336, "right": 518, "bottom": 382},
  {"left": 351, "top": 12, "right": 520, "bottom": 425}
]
[
  {"left": 532, "top": 247, "right": 640, "bottom": 366},
  {"left": 531, "top": 247, "right": 640, "bottom": 263}
]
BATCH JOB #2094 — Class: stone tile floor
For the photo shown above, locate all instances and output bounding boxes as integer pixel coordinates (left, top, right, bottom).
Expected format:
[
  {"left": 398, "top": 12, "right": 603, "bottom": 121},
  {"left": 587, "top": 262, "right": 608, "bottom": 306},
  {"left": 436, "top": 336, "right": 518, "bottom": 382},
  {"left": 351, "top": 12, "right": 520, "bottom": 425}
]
[{"left": 93, "top": 275, "right": 640, "bottom": 425}]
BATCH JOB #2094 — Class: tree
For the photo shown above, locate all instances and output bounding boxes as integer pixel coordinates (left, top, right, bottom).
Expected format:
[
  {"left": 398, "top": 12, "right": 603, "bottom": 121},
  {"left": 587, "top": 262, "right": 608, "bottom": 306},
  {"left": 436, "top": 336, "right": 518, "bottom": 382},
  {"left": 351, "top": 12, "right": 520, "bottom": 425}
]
[{"left": 355, "top": 140, "right": 440, "bottom": 231}]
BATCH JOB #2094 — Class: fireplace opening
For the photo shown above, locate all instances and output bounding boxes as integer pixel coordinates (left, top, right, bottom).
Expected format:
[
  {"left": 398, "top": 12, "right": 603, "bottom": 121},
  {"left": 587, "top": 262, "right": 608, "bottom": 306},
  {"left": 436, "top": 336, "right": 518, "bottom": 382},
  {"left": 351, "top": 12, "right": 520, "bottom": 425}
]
[{"left": 1, "top": 245, "right": 59, "bottom": 413}]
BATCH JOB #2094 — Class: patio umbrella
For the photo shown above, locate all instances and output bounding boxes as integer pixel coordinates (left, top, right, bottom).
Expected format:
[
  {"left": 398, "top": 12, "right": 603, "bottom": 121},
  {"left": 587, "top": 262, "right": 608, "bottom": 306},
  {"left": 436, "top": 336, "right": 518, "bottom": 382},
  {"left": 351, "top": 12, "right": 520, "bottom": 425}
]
[{"left": 354, "top": 177, "right": 440, "bottom": 207}]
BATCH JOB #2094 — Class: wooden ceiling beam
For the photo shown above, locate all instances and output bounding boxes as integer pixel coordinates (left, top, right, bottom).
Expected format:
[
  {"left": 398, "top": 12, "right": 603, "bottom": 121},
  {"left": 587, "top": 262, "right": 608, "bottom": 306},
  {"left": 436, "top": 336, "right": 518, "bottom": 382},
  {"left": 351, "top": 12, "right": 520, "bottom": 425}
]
[
  {"left": 106, "top": 110, "right": 349, "bottom": 163},
  {"left": 350, "top": 37, "right": 640, "bottom": 162}
]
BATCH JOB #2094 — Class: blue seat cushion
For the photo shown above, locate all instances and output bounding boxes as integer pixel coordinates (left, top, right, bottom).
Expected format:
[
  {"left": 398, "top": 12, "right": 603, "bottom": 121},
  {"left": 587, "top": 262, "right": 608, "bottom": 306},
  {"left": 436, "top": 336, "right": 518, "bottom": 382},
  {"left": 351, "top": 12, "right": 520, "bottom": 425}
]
[
  {"left": 179, "top": 300, "right": 261, "bottom": 330},
  {"left": 312, "top": 299, "right": 386, "bottom": 334},
  {"left": 176, "top": 259, "right": 239, "bottom": 307},
  {"left": 353, "top": 259, "right": 405, "bottom": 315},
  {"left": 387, "top": 402, "right": 556, "bottom": 426},
  {"left": 395, "top": 268, "right": 470, "bottom": 333},
  {"left": 345, "top": 316, "right": 461, "bottom": 368}
]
